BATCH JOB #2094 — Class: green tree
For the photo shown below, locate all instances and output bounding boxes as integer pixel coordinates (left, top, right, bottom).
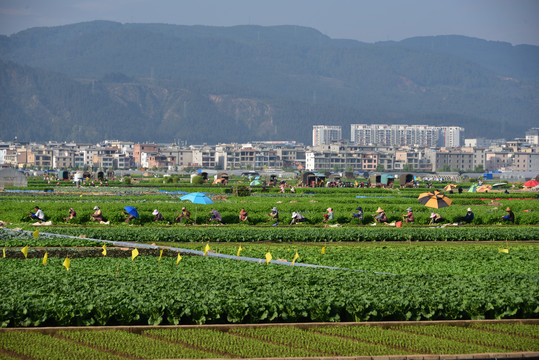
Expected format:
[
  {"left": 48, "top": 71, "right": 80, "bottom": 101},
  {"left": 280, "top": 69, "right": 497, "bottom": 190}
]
[
  {"left": 191, "top": 175, "right": 204, "bottom": 185},
  {"left": 376, "top": 164, "right": 385, "bottom": 172}
]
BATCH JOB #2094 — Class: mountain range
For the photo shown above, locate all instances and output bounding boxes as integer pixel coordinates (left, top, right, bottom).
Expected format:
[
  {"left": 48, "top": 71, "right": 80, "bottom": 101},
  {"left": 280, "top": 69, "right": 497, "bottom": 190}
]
[{"left": 1, "top": 20, "right": 538, "bottom": 144}]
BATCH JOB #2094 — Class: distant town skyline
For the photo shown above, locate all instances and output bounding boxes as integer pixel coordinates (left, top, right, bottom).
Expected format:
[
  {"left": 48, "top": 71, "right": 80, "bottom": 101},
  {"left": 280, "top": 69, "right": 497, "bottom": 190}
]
[{"left": 1, "top": 0, "right": 538, "bottom": 46}]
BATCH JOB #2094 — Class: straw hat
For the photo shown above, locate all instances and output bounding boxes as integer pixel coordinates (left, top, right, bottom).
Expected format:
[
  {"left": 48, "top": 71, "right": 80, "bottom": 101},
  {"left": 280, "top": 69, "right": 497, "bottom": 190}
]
[
  {"left": 376, "top": 207, "right": 384, "bottom": 213},
  {"left": 94, "top": 206, "right": 99, "bottom": 210},
  {"left": 406, "top": 207, "right": 412, "bottom": 211},
  {"left": 467, "top": 208, "right": 472, "bottom": 212},
  {"left": 272, "top": 207, "right": 278, "bottom": 212},
  {"left": 327, "top": 208, "right": 333, "bottom": 212},
  {"left": 152, "top": 209, "right": 159, "bottom": 215},
  {"left": 430, "top": 212, "right": 436, "bottom": 218},
  {"left": 506, "top": 207, "right": 511, "bottom": 212},
  {"left": 292, "top": 212, "right": 298, "bottom": 217},
  {"left": 182, "top": 207, "right": 186, "bottom": 210}
]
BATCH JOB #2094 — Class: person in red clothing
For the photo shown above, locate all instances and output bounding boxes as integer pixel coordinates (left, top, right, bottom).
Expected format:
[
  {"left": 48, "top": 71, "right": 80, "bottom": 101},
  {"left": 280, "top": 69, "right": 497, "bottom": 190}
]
[{"left": 402, "top": 207, "right": 414, "bottom": 223}]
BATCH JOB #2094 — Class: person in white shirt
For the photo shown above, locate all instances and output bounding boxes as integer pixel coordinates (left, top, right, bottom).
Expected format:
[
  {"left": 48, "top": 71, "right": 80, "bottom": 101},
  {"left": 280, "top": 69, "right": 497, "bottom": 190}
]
[{"left": 29, "top": 206, "right": 45, "bottom": 221}]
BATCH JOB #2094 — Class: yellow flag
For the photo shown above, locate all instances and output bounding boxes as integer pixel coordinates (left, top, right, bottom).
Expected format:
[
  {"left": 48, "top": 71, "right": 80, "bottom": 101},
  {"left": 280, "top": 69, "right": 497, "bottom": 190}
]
[
  {"left": 42, "top": 252, "right": 48, "bottom": 266},
  {"left": 63, "top": 257, "right": 70, "bottom": 271},
  {"left": 2, "top": 247, "right": 5, "bottom": 258},
  {"left": 158, "top": 249, "right": 163, "bottom": 262},
  {"left": 132, "top": 248, "right": 139, "bottom": 261},
  {"left": 499, "top": 248, "right": 509, "bottom": 254},
  {"left": 21, "top": 245, "right": 29, "bottom": 259},
  {"left": 265, "top": 251, "right": 272, "bottom": 265},
  {"left": 204, "top": 243, "right": 210, "bottom": 256},
  {"left": 292, "top": 251, "right": 299, "bottom": 265},
  {"left": 176, "top": 253, "right": 182, "bottom": 264},
  {"left": 102, "top": 244, "right": 107, "bottom": 256},
  {"left": 321, "top": 246, "right": 326, "bottom": 255},
  {"left": 33, "top": 229, "right": 39, "bottom": 239},
  {"left": 237, "top": 245, "right": 242, "bottom": 257}
]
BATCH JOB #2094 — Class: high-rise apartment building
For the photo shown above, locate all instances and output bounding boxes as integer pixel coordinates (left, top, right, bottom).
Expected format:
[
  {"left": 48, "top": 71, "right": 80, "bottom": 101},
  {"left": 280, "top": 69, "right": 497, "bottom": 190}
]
[
  {"left": 350, "top": 124, "right": 463, "bottom": 147},
  {"left": 312, "top": 125, "right": 342, "bottom": 146}
]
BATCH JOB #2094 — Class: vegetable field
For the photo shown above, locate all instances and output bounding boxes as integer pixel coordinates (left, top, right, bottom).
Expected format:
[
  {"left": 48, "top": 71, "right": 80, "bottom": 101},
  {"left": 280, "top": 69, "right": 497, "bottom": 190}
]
[
  {"left": 1, "top": 179, "right": 538, "bottom": 359},
  {"left": 1, "top": 238, "right": 538, "bottom": 327},
  {"left": 0, "top": 322, "right": 537, "bottom": 359}
]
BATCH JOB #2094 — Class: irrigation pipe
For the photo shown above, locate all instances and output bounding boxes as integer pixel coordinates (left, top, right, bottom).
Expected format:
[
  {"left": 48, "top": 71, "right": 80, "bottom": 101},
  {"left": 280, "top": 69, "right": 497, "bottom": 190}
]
[{"left": 1, "top": 228, "right": 396, "bottom": 275}]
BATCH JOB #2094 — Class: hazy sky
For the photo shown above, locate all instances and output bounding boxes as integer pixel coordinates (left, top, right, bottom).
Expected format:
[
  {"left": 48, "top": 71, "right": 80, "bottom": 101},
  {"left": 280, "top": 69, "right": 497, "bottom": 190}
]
[{"left": 1, "top": 0, "right": 538, "bottom": 45}]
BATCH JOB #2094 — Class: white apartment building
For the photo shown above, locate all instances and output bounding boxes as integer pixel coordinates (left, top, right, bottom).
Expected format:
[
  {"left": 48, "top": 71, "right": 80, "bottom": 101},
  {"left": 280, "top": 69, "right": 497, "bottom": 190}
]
[
  {"left": 525, "top": 128, "right": 539, "bottom": 145},
  {"left": 350, "top": 124, "right": 463, "bottom": 148},
  {"left": 441, "top": 126, "right": 463, "bottom": 148},
  {"left": 312, "top": 125, "right": 342, "bottom": 146}
]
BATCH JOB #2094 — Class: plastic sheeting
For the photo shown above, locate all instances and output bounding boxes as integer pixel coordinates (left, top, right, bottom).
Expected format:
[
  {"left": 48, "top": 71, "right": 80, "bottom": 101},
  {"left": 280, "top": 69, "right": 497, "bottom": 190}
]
[{"left": 2, "top": 228, "right": 395, "bottom": 275}]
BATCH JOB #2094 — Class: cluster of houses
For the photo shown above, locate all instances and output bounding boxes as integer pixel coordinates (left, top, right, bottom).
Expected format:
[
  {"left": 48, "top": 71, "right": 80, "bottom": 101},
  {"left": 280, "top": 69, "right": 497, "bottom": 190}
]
[{"left": 0, "top": 128, "right": 537, "bottom": 181}]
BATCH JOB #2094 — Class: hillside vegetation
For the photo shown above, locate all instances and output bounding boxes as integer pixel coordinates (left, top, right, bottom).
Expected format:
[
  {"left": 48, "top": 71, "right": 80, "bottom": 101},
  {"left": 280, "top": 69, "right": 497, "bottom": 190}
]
[{"left": 1, "top": 21, "right": 537, "bottom": 143}]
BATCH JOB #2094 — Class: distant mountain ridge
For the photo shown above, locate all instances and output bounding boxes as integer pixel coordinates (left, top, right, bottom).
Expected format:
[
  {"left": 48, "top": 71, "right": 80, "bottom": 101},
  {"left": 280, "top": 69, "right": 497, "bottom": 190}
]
[{"left": 0, "top": 21, "right": 537, "bottom": 144}]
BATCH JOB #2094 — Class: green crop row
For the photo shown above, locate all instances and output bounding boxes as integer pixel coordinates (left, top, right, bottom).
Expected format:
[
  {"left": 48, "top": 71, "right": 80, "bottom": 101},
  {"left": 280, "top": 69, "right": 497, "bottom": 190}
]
[
  {"left": 59, "top": 329, "right": 216, "bottom": 359},
  {"left": 0, "top": 331, "right": 122, "bottom": 360},
  {"left": 28, "top": 226, "right": 539, "bottom": 243},
  {"left": 0, "top": 229, "right": 103, "bottom": 247},
  {"left": 3, "top": 240, "right": 538, "bottom": 277},
  {"left": 145, "top": 328, "right": 316, "bottom": 358},
  {"left": 0, "top": 255, "right": 537, "bottom": 327},
  {"left": 230, "top": 326, "right": 408, "bottom": 356},
  {"left": 1, "top": 323, "right": 537, "bottom": 358},
  {"left": 171, "top": 242, "right": 539, "bottom": 277},
  {"left": 393, "top": 324, "right": 538, "bottom": 351},
  {"left": 314, "top": 325, "right": 506, "bottom": 354},
  {"left": 470, "top": 322, "right": 539, "bottom": 338}
]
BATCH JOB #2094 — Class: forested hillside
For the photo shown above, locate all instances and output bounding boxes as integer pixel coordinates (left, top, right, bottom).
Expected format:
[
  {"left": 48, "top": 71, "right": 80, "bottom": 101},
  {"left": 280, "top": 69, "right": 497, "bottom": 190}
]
[{"left": 0, "top": 21, "right": 537, "bottom": 143}]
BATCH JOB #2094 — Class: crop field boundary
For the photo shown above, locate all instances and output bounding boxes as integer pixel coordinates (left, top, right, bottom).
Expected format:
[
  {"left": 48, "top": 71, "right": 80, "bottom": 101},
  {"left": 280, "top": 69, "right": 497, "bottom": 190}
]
[
  {"left": 0, "top": 320, "right": 537, "bottom": 360},
  {"left": 0, "top": 228, "right": 397, "bottom": 275},
  {"left": 1, "top": 318, "right": 537, "bottom": 333}
]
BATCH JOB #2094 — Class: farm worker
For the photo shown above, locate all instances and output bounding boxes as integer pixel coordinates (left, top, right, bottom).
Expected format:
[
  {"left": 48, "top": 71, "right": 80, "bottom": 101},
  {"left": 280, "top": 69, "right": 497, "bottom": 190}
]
[
  {"left": 175, "top": 207, "right": 194, "bottom": 224},
  {"left": 290, "top": 212, "right": 308, "bottom": 225},
  {"left": 239, "top": 208, "right": 248, "bottom": 222},
  {"left": 280, "top": 183, "right": 285, "bottom": 193},
  {"left": 429, "top": 212, "right": 444, "bottom": 225},
  {"left": 402, "top": 207, "right": 414, "bottom": 223},
  {"left": 322, "top": 208, "right": 334, "bottom": 223},
  {"left": 124, "top": 209, "right": 137, "bottom": 223},
  {"left": 458, "top": 186, "right": 463, "bottom": 194},
  {"left": 352, "top": 206, "right": 363, "bottom": 223},
  {"left": 209, "top": 209, "right": 222, "bottom": 223},
  {"left": 64, "top": 208, "right": 76, "bottom": 223},
  {"left": 152, "top": 209, "right": 164, "bottom": 222},
  {"left": 502, "top": 207, "right": 515, "bottom": 223},
  {"left": 29, "top": 206, "right": 45, "bottom": 221},
  {"left": 90, "top": 206, "right": 103, "bottom": 222},
  {"left": 460, "top": 208, "right": 474, "bottom": 224},
  {"left": 267, "top": 207, "right": 279, "bottom": 225},
  {"left": 374, "top": 207, "right": 388, "bottom": 224}
]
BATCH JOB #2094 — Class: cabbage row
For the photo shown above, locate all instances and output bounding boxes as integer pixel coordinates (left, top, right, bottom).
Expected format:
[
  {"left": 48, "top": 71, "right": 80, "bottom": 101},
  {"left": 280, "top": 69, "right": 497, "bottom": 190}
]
[
  {"left": 0, "top": 255, "right": 537, "bottom": 327},
  {"left": 25, "top": 226, "right": 539, "bottom": 243}
]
